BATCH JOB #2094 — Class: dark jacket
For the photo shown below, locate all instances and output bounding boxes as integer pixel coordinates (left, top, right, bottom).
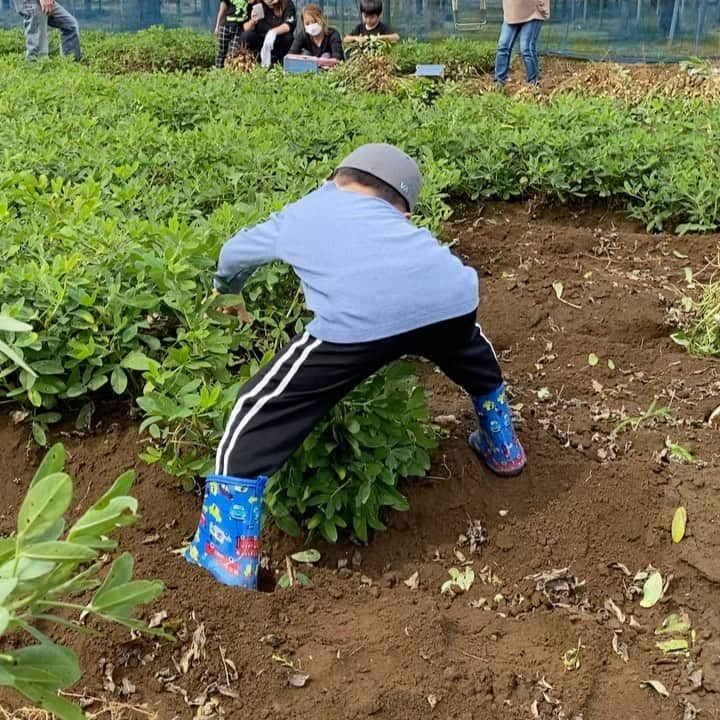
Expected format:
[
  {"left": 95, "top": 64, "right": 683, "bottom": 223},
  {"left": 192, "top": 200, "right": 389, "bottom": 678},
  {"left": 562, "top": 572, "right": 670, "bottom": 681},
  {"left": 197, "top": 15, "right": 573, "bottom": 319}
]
[
  {"left": 289, "top": 27, "right": 343, "bottom": 59},
  {"left": 257, "top": 0, "right": 297, "bottom": 34}
]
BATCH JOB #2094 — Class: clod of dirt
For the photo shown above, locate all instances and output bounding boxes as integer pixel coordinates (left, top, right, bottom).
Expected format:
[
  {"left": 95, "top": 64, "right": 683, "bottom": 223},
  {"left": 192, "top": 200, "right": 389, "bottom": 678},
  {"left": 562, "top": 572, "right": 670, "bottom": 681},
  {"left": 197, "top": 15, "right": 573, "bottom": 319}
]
[
  {"left": 260, "top": 634, "right": 285, "bottom": 648},
  {"left": 427, "top": 694, "right": 439, "bottom": 709},
  {"left": 702, "top": 663, "right": 720, "bottom": 693},
  {"left": 382, "top": 571, "right": 398, "bottom": 588}
]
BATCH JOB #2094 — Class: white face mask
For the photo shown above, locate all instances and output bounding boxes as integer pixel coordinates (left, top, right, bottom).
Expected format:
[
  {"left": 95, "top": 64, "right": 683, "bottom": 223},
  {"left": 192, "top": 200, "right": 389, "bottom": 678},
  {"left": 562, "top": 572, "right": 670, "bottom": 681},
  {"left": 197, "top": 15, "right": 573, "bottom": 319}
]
[{"left": 305, "top": 22, "right": 323, "bottom": 36}]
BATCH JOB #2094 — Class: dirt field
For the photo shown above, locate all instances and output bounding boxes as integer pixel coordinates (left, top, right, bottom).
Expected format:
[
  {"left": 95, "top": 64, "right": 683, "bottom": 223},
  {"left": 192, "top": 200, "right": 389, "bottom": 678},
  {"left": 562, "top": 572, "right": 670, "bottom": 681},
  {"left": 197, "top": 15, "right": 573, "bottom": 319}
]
[
  {"left": 468, "top": 56, "right": 720, "bottom": 102},
  {"left": 2, "top": 202, "right": 720, "bottom": 720}
]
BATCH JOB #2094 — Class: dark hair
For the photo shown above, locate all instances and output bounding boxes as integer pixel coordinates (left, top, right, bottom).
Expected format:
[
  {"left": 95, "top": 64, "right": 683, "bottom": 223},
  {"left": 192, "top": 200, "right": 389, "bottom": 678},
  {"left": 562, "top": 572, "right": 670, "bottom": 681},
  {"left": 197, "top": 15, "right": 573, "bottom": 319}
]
[
  {"left": 360, "top": 0, "right": 382, "bottom": 15},
  {"left": 333, "top": 167, "right": 408, "bottom": 211}
]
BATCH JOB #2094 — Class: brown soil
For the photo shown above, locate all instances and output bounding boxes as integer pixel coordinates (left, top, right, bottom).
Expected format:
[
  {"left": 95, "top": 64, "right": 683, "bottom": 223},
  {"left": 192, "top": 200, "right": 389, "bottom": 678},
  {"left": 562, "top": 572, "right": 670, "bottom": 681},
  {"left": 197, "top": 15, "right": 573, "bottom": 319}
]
[
  {"left": 467, "top": 56, "right": 720, "bottom": 102},
  {"left": 2, "top": 202, "right": 720, "bottom": 720}
]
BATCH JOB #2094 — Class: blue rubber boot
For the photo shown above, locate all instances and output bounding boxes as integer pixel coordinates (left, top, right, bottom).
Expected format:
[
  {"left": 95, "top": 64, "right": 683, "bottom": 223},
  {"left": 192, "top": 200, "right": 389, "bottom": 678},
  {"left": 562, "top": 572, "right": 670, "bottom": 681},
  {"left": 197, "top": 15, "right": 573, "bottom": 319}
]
[
  {"left": 469, "top": 383, "right": 526, "bottom": 477},
  {"left": 184, "top": 474, "right": 268, "bottom": 589}
]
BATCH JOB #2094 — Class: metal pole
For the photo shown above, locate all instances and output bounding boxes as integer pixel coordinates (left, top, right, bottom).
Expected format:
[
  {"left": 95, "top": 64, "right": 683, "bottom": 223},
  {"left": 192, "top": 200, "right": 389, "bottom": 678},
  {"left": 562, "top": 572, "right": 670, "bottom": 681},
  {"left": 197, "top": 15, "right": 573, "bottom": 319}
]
[{"left": 668, "top": 0, "right": 680, "bottom": 42}]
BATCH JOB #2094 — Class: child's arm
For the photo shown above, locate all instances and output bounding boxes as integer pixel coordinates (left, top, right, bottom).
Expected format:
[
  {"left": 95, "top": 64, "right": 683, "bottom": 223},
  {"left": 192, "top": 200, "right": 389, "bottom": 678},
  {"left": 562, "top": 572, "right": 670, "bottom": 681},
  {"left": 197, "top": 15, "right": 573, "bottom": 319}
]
[
  {"left": 214, "top": 213, "right": 282, "bottom": 294},
  {"left": 215, "top": 0, "right": 228, "bottom": 34},
  {"left": 376, "top": 32, "right": 400, "bottom": 42},
  {"left": 344, "top": 23, "right": 365, "bottom": 43},
  {"left": 330, "top": 31, "right": 344, "bottom": 60}
]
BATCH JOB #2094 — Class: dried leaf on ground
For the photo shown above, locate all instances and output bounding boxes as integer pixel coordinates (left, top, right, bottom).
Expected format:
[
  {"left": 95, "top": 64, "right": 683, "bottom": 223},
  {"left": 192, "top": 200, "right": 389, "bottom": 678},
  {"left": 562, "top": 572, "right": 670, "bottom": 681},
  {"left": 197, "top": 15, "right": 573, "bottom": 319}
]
[
  {"left": 427, "top": 694, "right": 439, "bottom": 709},
  {"left": 680, "top": 698, "right": 699, "bottom": 720},
  {"left": 604, "top": 598, "right": 626, "bottom": 624},
  {"left": 457, "top": 518, "right": 487, "bottom": 554},
  {"left": 288, "top": 671, "right": 310, "bottom": 688},
  {"left": 527, "top": 568, "right": 585, "bottom": 605},
  {"left": 180, "top": 623, "right": 207, "bottom": 674},
  {"left": 641, "top": 679, "right": 670, "bottom": 697},
  {"left": 149, "top": 610, "right": 168, "bottom": 628},
  {"left": 687, "top": 662, "right": 703, "bottom": 689},
  {"left": 404, "top": 571, "right": 420, "bottom": 590},
  {"left": 608, "top": 561, "right": 632, "bottom": 576},
  {"left": 612, "top": 632, "right": 629, "bottom": 662}
]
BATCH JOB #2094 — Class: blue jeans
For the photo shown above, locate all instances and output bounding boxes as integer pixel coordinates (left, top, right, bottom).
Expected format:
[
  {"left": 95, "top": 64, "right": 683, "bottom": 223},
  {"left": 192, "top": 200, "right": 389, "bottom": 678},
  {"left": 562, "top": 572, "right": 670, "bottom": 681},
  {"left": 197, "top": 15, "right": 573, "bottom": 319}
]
[
  {"left": 494, "top": 19, "right": 543, "bottom": 85},
  {"left": 13, "top": 0, "right": 81, "bottom": 61}
]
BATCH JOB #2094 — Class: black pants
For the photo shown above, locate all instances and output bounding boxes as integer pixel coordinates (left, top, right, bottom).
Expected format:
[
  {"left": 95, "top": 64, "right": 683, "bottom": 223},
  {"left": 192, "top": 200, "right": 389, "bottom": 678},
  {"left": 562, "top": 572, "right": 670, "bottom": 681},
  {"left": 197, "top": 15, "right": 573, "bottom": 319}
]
[
  {"left": 215, "top": 21, "right": 244, "bottom": 68},
  {"left": 237, "top": 27, "right": 293, "bottom": 63},
  {"left": 215, "top": 311, "right": 503, "bottom": 478}
]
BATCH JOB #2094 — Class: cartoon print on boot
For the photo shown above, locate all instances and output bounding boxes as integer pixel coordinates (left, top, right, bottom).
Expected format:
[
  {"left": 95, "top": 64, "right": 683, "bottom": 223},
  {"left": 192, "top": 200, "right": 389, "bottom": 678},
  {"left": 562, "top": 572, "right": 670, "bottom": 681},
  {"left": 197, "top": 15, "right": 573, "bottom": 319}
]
[
  {"left": 209, "top": 523, "right": 231, "bottom": 545},
  {"left": 230, "top": 504, "right": 247, "bottom": 522},
  {"left": 236, "top": 537, "right": 261, "bottom": 557}
]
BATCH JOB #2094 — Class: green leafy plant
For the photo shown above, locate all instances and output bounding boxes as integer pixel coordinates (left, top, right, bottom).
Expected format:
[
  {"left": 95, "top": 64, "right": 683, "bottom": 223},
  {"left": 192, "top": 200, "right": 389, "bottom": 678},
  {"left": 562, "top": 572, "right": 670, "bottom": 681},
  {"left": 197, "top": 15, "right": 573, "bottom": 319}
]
[
  {"left": 267, "top": 363, "right": 438, "bottom": 542},
  {"left": 0, "top": 444, "right": 167, "bottom": 719},
  {"left": 440, "top": 566, "right": 475, "bottom": 596},
  {"left": 276, "top": 550, "right": 321, "bottom": 588},
  {"left": 5, "top": 39, "right": 720, "bottom": 547},
  {"left": 613, "top": 399, "right": 672, "bottom": 434},
  {"left": 562, "top": 638, "right": 584, "bottom": 671},
  {"left": 671, "top": 278, "right": 720, "bottom": 357}
]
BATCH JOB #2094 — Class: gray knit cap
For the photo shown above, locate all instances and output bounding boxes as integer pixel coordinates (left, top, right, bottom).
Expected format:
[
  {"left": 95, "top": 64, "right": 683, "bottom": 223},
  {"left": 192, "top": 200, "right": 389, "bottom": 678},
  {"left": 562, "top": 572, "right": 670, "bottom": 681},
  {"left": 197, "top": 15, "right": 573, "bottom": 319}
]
[{"left": 337, "top": 143, "right": 422, "bottom": 211}]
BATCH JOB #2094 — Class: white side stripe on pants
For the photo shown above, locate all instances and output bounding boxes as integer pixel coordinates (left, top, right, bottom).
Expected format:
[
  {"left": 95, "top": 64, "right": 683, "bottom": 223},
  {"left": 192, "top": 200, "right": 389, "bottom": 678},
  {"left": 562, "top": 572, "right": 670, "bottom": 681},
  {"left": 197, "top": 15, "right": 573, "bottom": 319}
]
[
  {"left": 215, "top": 331, "right": 312, "bottom": 474},
  {"left": 218, "top": 336, "right": 323, "bottom": 476},
  {"left": 476, "top": 323, "right": 498, "bottom": 362}
]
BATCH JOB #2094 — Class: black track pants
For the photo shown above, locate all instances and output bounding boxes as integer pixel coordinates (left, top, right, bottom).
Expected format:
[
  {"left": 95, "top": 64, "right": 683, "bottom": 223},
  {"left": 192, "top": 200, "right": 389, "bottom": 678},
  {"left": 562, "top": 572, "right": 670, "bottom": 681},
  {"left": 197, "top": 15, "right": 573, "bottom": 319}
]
[{"left": 215, "top": 311, "right": 503, "bottom": 478}]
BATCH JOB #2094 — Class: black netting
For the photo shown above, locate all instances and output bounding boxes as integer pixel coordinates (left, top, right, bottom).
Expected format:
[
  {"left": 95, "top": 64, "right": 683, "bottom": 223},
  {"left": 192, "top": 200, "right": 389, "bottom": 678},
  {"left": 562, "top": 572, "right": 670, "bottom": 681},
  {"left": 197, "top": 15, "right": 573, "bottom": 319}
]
[{"left": 2, "top": 0, "right": 719, "bottom": 59}]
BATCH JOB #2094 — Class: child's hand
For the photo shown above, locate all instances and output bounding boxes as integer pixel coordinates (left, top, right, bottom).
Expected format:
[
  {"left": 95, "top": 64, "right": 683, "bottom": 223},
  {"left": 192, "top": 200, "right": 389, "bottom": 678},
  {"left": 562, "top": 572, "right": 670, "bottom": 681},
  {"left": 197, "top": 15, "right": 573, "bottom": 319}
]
[
  {"left": 206, "top": 290, "right": 252, "bottom": 324},
  {"left": 230, "top": 302, "right": 252, "bottom": 324}
]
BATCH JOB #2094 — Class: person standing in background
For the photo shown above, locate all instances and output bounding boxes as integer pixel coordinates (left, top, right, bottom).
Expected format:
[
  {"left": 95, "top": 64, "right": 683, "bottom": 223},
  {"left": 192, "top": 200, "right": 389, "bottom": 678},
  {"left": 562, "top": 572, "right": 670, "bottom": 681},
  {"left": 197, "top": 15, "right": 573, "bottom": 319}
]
[
  {"left": 13, "top": 0, "right": 81, "bottom": 62},
  {"left": 214, "top": 0, "right": 250, "bottom": 68},
  {"left": 493, "top": 0, "right": 549, "bottom": 87}
]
